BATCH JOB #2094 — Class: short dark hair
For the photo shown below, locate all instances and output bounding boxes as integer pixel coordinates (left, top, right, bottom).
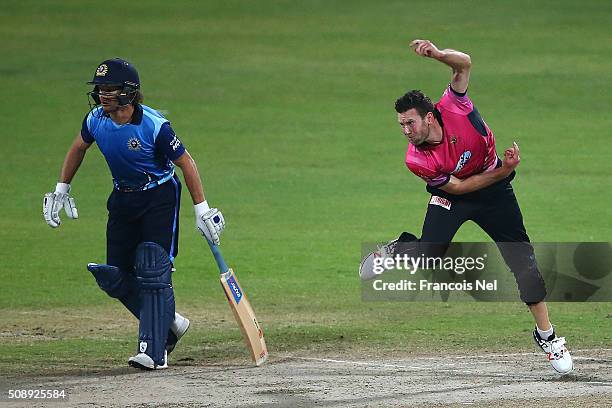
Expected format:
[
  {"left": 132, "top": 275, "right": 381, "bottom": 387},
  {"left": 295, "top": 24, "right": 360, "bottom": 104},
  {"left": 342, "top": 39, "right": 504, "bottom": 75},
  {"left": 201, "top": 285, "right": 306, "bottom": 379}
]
[{"left": 394, "top": 90, "right": 434, "bottom": 117}]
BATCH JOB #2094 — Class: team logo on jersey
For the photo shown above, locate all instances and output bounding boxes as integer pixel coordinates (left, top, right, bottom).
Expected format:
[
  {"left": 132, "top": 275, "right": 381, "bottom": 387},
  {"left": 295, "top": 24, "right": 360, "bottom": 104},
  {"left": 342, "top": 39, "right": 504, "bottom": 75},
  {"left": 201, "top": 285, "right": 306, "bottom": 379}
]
[
  {"left": 127, "top": 137, "right": 142, "bottom": 151},
  {"left": 95, "top": 64, "right": 109, "bottom": 77},
  {"left": 450, "top": 136, "right": 457, "bottom": 144},
  {"left": 452, "top": 150, "right": 471, "bottom": 174}
]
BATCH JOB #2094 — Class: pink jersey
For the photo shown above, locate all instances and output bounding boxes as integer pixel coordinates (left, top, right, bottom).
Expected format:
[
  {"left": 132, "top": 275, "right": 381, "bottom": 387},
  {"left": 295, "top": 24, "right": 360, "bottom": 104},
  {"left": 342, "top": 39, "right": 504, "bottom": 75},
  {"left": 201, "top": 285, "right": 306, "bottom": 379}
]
[{"left": 405, "top": 86, "right": 499, "bottom": 187}]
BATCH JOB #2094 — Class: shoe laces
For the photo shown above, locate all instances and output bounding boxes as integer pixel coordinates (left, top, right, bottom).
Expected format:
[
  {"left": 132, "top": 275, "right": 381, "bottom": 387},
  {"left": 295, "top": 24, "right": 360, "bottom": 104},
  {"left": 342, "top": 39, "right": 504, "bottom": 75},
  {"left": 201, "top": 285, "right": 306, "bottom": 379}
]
[
  {"left": 545, "top": 337, "right": 567, "bottom": 360},
  {"left": 376, "top": 240, "right": 397, "bottom": 258}
]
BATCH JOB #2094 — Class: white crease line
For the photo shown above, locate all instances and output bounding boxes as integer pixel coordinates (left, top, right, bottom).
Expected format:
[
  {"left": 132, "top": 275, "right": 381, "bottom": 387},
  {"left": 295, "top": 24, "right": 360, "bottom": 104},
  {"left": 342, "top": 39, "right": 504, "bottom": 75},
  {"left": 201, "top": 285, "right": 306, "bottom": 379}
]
[
  {"left": 289, "top": 348, "right": 612, "bottom": 366},
  {"left": 294, "top": 357, "right": 487, "bottom": 376},
  {"left": 295, "top": 357, "right": 433, "bottom": 370},
  {"left": 409, "top": 353, "right": 537, "bottom": 360},
  {"left": 403, "top": 349, "right": 612, "bottom": 361},
  {"left": 581, "top": 381, "right": 612, "bottom": 386},
  {"left": 290, "top": 349, "right": 612, "bottom": 366}
]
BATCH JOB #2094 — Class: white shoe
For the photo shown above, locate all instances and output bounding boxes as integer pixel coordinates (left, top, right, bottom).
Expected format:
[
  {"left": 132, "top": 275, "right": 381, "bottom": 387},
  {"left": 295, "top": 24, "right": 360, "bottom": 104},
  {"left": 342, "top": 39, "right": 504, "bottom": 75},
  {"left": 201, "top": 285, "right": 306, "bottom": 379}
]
[
  {"left": 533, "top": 329, "right": 573, "bottom": 374},
  {"left": 166, "top": 312, "right": 190, "bottom": 354},
  {"left": 172, "top": 312, "right": 190, "bottom": 338},
  {"left": 359, "top": 240, "right": 398, "bottom": 281},
  {"left": 128, "top": 350, "right": 168, "bottom": 370}
]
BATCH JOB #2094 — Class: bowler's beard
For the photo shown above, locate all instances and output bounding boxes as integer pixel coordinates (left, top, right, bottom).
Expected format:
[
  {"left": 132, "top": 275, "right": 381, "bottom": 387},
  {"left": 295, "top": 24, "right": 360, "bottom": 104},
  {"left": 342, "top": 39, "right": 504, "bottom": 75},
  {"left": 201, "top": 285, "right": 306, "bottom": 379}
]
[
  {"left": 423, "top": 122, "right": 430, "bottom": 143},
  {"left": 413, "top": 122, "right": 430, "bottom": 146}
]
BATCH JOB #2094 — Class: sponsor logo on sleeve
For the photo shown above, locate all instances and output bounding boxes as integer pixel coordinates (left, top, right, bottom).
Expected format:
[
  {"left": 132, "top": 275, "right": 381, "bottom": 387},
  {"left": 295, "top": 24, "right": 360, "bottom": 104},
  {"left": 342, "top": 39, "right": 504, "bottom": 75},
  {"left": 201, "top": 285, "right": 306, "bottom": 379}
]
[{"left": 170, "top": 136, "right": 181, "bottom": 151}]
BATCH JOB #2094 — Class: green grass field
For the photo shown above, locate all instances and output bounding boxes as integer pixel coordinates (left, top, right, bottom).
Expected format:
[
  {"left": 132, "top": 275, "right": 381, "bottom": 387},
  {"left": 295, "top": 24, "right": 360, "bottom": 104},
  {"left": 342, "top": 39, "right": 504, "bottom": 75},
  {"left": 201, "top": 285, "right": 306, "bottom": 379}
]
[{"left": 1, "top": 0, "right": 610, "bottom": 377}]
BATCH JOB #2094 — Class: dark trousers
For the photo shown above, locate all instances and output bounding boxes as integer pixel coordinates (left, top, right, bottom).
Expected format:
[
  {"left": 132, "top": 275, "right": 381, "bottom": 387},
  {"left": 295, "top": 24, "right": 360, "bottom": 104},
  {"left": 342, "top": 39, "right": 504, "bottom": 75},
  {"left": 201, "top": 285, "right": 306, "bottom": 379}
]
[
  {"left": 102, "top": 176, "right": 181, "bottom": 352},
  {"left": 417, "top": 177, "right": 546, "bottom": 304},
  {"left": 106, "top": 175, "right": 181, "bottom": 273}
]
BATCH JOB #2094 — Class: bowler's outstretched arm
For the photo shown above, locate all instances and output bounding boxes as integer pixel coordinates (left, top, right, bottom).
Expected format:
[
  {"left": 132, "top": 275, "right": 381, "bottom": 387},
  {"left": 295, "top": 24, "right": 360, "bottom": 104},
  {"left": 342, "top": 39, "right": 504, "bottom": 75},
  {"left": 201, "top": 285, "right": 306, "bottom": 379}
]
[{"left": 409, "top": 39, "right": 471, "bottom": 94}]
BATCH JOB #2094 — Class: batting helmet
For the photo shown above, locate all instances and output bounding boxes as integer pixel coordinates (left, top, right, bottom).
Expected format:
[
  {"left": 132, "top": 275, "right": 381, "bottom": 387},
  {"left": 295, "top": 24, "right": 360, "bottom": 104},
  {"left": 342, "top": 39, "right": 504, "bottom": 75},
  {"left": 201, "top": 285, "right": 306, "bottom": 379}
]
[{"left": 87, "top": 58, "right": 140, "bottom": 106}]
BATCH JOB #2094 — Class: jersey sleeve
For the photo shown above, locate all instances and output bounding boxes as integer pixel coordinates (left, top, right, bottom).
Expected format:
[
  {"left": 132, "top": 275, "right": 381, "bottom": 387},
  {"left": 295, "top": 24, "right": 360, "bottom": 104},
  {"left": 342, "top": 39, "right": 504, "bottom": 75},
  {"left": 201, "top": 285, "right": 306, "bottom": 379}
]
[
  {"left": 483, "top": 141, "right": 500, "bottom": 172},
  {"left": 80, "top": 113, "right": 95, "bottom": 143},
  {"left": 406, "top": 157, "right": 450, "bottom": 187},
  {"left": 437, "top": 85, "right": 474, "bottom": 115},
  {"left": 155, "top": 122, "right": 186, "bottom": 161},
  {"left": 419, "top": 171, "right": 450, "bottom": 187}
]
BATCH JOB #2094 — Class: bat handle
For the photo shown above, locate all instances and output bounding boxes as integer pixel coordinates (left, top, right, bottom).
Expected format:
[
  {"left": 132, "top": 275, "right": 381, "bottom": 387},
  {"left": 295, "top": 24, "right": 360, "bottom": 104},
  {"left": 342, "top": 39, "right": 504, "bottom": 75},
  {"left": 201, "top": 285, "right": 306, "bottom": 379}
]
[{"left": 207, "top": 240, "right": 230, "bottom": 274}]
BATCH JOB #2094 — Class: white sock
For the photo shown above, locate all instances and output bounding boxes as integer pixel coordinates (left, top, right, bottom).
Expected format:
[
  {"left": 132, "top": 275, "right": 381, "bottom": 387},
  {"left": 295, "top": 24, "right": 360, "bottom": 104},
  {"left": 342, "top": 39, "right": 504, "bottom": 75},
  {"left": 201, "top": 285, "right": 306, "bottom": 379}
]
[{"left": 537, "top": 325, "right": 554, "bottom": 340}]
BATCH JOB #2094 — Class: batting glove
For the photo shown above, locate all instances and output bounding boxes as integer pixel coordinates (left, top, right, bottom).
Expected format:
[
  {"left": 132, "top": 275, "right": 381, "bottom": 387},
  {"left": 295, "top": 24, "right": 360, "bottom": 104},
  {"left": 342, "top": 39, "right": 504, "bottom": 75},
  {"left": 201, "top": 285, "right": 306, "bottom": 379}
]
[
  {"left": 194, "top": 201, "right": 225, "bottom": 245},
  {"left": 43, "top": 182, "right": 79, "bottom": 228}
]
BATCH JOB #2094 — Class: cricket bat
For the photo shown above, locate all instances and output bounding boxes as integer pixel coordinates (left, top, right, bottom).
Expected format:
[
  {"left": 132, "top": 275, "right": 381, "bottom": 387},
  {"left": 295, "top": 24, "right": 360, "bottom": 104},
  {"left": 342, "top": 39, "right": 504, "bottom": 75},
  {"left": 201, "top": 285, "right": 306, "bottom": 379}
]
[{"left": 207, "top": 240, "right": 268, "bottom": 366}]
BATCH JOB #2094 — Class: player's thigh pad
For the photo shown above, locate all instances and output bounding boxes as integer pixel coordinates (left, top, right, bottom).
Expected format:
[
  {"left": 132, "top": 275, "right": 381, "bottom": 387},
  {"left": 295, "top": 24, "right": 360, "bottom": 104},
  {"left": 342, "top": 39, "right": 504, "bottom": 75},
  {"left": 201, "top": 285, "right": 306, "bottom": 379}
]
[
  {"left": 87, "top": 264, "right": 134, "bottom": 299},
  {"left": 134, "top": 242, "right": 175, "bottom": 365}
]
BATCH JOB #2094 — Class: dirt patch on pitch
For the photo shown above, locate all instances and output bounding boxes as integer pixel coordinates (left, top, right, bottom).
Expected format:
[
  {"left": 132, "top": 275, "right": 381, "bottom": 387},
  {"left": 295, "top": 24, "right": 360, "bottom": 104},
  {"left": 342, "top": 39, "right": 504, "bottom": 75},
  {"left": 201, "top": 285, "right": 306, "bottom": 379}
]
[{"left": 1, "top": 349, "right": 610, "bottom": 407}]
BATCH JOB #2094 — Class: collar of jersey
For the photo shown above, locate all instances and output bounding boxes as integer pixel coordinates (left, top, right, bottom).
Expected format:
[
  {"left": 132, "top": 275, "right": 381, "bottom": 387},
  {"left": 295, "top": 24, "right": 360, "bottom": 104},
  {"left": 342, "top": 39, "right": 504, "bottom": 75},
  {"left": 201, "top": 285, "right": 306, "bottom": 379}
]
[
  {"left": 130, "top": 104, "right": 143, "bottom": 125},
  {"left": 433, "top": 107, "right": 443, "bottom": 128}
]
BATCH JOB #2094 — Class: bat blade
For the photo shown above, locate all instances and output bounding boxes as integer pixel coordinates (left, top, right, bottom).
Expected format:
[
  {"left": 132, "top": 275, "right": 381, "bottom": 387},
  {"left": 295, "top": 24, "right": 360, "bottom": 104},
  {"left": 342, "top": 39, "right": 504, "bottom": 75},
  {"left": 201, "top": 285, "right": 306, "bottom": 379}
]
[{"left": 220, "top": 268, "right": 268, "bottom": 366}]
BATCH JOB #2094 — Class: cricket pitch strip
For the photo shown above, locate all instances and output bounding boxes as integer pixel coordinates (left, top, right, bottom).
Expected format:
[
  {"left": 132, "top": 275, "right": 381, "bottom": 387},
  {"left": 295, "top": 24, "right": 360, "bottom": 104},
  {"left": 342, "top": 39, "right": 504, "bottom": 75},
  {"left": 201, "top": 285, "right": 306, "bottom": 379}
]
[{"left": 2, "top": 349, "right": 611, "bottom": 407}]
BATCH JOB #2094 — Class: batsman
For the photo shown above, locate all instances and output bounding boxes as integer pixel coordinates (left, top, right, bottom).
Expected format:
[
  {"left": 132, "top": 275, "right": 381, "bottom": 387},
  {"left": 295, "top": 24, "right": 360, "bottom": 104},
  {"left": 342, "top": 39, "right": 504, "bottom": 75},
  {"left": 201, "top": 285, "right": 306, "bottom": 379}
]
[
  {"left": 381, "top": 40, "right": 572, "bottom": 374},
  {"left": 43, "top": 58, "right": 225, "bottom": 370}
]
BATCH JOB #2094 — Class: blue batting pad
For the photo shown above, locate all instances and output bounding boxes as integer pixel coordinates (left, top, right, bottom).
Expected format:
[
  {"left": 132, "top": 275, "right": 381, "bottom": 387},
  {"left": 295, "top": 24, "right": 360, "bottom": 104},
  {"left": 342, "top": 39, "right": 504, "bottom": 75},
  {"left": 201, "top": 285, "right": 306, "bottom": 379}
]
[
  {"left": 88, "top": 263, "right": 140, "bottom": 317},
  {"left": 135, "top": 242, "right": 175, "bottom": 365}
]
